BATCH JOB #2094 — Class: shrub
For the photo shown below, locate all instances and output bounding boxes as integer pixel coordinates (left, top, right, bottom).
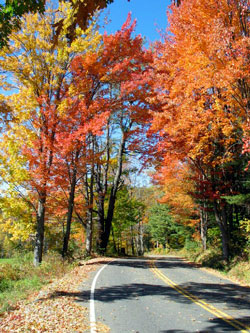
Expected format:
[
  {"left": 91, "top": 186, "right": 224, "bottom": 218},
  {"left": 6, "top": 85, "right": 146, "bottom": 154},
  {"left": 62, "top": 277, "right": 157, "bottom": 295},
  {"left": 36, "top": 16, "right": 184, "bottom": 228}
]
[
  {"left": 196, "top": 249, "right": 225, "bottom": 270},
  {"left": 0, "top": 279, "right": 12, "bottom": 292},
  {"left": 0, "top": 251, "right": 74, "bottom": 314},
  {"left": 228, "top": 260, "right": 250, "bottom": 284},
  {"left": 0, "top": 263, "right": 21, "bottom": 281}
]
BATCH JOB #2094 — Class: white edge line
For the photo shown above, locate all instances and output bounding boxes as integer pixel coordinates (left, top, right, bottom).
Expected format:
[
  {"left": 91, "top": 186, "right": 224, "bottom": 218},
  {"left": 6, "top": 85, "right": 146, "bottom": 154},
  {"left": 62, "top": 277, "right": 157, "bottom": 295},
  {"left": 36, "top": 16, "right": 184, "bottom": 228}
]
[{"left": 90, "top": 261, "right": 113, "bottom": 333}]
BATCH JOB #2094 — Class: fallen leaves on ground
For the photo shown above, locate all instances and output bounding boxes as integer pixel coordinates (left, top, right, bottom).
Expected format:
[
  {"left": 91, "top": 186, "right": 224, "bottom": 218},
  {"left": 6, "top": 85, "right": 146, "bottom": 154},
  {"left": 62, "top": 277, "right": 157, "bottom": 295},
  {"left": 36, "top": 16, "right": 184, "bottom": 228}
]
[{"left": 0, "top": 257, "right": 112, "bottom": 332}]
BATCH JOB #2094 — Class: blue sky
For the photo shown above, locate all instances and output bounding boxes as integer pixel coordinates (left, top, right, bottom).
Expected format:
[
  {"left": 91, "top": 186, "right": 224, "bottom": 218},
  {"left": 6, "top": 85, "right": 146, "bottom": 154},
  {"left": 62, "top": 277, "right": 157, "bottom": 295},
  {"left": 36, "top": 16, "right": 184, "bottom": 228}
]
[
  {"left": 0, "top": 0, "right": 171, "bottom": 43},
  {"left": 100, "top": 0, "right": 173, "bottom": 186},
  {"left": 101, "top": 0, "right": 171, "bottom": 45}
]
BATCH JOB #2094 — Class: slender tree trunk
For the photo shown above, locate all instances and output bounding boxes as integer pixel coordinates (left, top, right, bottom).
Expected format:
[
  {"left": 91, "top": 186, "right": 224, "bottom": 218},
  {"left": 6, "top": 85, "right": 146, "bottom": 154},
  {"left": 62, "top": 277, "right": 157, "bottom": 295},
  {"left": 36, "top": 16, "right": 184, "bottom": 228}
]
[
  {"left": 81, "top": 136, "right": 96, "bottom": 256},
  {"left": 95, "top": 121, "right": 110, "bottom": 254},
  {"left": 96, "top": 193, "right": 105, "bottom": 254},
  {"left": 214, "top": 201, "right": 230, "bottom": 261},
  {"left": 130, "top": 226, "right": 135, "bottom": 255},
  {"left": 33, "top": 118, "right": 56, "bottom": 265},
  {"left": 100, "top": 132, "right": 126, "bottom": 252},
  {"left": 101, "top": 193, "right": 115, "bottom": 251},
  {"left": 85, "top": 209, "right": 93, "bottom": 256},
  {"left": 138, "top": 221, "right": 144, "bottom": 256},
  {"left": 34, "top": 196, "right": 46, "bottom": 266},
  {"left": 62, "top": 163, "right": 77, "bottom": 258},
  {"left": 173, "top": 0, "right": 181, "bottom": 6},
  {"left": 85, "top": 162, "right": 94, "bottom": 256},
  {"left": 200, "top": 203, "right": 208, "bottom": 251},
  {"left": 95, "top": 201, "right": 105, "bottom": 254}
]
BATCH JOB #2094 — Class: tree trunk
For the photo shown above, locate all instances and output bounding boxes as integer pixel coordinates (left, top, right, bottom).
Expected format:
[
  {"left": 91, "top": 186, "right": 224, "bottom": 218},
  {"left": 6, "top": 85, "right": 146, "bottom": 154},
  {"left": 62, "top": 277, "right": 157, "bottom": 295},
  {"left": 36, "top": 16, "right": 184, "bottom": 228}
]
[
  {"left": 214, "top": 202, "right": 230, "bottom": 261},
  {"left": 85, "top": 209, "right": 93, "bottom": 256},
  {"left": 95, "top": 122, "right": 110, "bottom": 254},
  {"left": 96, "top": 192, "right": 106, "bottom": 254},
  {"left": 173, "top": 0, "right": 181, "bottom": 6},
  {"left": 99, "top": 132, "right": 126, "bottom": 252},
  {"left": 219, "top": 222, "right": 229, "bottom": 262},
  {"left": 34, "top": 196, "right": 46, "bottom": 266},
  {"left": 130, "top": 226, "right": 135, "bottom": 255},
  {"left": 138, "top": 221, "right": 144, "bottom": 256},
  {"left": 85, "top": 165, "right": 94, "bottom": 256},
  {"left": 200, "top": 203, "right": 208, "bottom": 251},
  {"left": 33, "top": 117, "right": 56, "bottom": 266},
  {"left": 82, "top": 136, "right": 96, "bottom": 256},
  {"left": 62, "top": 164, "right": 77, "bottom": 258},
  {"left": 101, "top": 192, "right": 115, "bottom": 251}
]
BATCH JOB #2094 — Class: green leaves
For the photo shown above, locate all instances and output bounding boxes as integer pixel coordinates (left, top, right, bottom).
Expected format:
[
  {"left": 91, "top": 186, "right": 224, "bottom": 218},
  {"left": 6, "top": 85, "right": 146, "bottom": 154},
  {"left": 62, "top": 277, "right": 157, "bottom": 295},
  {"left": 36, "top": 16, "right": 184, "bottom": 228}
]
[
  {"left": 0, "top": 0, "right": 45, "bottom": 48},
  {"left": 147, "top": 203, "right": 188, "bottom": 249}
]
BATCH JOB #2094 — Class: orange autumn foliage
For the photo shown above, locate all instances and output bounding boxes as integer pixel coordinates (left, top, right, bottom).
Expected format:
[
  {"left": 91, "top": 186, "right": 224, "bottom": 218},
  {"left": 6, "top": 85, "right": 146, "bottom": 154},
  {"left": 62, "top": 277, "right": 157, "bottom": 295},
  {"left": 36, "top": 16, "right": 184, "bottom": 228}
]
[
  {"left": 148, "top": 1, "right": 249, "bottom": 258},
  {"left": 151, "top": 0, "right": 249, "bottom": 168},
  {"left": 154, "top": 159, "right": 198, "bottom": 226}
]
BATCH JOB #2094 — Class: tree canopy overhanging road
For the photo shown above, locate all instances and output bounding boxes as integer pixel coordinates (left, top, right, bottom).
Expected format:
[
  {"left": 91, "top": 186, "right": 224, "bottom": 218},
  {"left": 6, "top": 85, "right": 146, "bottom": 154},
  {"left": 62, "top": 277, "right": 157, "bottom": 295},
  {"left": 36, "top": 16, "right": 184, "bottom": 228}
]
[{"left": 0, "top": 2, "right": 249, "bottom": 328}]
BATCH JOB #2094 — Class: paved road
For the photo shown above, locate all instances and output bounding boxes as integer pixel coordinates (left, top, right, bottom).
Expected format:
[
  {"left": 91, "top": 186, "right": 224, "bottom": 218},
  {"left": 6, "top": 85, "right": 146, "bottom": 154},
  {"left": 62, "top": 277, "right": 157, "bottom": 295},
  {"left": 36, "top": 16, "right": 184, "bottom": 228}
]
[{"left": 79, "top": 256, "right": 250, "bottom": 333}]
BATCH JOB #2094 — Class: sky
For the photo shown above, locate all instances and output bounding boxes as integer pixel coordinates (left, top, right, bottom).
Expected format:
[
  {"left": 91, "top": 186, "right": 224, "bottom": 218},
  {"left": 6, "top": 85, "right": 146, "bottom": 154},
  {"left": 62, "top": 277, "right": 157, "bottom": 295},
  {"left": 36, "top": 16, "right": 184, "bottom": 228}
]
[
  {"left": 100, "top": 0, "right": 173, "bottom": 186},
  {"left": 101, "top": 0, "right": 172, "bottom": 45},
  {"left": 0, "top": 0, "right": 171, "bottom": 43}
]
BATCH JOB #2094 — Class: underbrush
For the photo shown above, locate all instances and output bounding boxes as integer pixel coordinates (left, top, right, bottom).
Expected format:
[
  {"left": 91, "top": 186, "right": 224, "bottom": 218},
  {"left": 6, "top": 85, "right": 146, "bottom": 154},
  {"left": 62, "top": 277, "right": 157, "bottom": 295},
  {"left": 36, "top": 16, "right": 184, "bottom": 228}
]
[
  {"left": 145, "top": 247, "right": 170, "bottom": 255},
  {"left": 0, "top": 252, "right": 75, "bottom": 314},
  {"left": 226, "top": 258, "right": 250, "bottom": 285},
  {"left": 194, "top": 250, "right": 250, "bottom": 285}
]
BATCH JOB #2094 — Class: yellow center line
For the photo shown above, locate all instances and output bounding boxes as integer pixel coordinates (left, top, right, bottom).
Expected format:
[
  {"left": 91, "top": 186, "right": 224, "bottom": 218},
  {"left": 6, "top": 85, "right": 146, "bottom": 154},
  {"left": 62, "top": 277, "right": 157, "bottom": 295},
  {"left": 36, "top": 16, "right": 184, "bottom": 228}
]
[{"left": 148, "top": 260, "right": 250, "bottom": 333}]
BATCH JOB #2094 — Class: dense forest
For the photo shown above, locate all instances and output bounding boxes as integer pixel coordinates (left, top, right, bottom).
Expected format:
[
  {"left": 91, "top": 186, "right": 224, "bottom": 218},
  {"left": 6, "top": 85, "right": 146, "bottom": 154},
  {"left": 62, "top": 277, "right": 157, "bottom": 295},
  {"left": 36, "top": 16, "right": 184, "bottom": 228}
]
[{"left": 0, "top": 0, "right": 249, "bottom": 270}]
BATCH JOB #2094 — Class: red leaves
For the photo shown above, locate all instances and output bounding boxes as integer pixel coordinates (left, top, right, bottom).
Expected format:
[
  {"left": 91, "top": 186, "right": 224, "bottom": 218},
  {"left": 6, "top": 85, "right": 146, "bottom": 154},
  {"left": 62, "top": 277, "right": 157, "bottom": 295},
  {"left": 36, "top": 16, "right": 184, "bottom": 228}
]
[{"left": 24, "top": 14, "right": 154, "bottom": 221}]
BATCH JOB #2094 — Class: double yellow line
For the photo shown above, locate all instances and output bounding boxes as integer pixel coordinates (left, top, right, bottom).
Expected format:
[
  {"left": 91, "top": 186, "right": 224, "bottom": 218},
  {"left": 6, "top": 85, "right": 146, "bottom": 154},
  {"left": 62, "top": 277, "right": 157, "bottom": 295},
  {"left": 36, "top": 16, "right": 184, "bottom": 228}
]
[{"left": 149, "top": 260, "right": 250, "bottom": 333}]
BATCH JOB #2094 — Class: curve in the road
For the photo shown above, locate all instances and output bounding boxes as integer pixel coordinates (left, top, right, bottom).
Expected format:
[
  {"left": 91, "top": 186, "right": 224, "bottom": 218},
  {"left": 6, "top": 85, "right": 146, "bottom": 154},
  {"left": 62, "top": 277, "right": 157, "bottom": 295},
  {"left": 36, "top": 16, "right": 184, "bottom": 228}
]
[{"left": 149, "top": 260, "right": 250, "bottom": 333}]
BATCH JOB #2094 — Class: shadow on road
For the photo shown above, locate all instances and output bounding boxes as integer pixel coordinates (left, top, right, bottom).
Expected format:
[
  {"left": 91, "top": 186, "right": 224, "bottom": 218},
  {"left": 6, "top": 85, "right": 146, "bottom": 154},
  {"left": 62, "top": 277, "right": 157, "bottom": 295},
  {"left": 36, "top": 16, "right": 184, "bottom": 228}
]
[
  {"left": 107, "top": 259, "right": 250, "bottom": 310},
  {"left": 41, "top": 258, "right": 250, "bottom": 312},
  {"left": 37, "top": 257, "right": 250, "bottom": 332},
  {"left": 108, "top": 257, "right": 199, "bottom": 270},
  {"left": 39, "top": 281, "right": 249, "bottom": 332}
]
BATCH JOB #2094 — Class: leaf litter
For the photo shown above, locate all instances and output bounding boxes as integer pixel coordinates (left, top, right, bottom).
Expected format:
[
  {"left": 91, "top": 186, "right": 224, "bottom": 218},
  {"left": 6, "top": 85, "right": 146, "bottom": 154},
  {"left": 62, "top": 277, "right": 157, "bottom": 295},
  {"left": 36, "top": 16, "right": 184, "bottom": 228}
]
[{"left": 0, "top": 257, "right": 111, "bottom": 332}]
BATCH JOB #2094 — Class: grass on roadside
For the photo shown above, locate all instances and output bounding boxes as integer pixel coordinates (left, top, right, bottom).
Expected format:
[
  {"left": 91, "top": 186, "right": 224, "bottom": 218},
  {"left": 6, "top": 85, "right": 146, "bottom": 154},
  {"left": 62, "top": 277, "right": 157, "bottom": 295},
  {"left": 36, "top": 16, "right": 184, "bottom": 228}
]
[
  {"left": 0, "top": 252, "right": 74, "bottom": 314},
  {"left": 0, "top": 256, "right": 111, "bottom": 332}
]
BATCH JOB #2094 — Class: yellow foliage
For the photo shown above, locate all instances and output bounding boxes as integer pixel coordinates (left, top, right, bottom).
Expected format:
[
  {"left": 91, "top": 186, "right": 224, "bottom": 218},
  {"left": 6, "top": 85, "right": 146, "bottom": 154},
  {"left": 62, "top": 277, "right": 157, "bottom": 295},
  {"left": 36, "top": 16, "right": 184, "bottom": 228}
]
[
  {"left": 0, "top": 2, "right": 102, "bottom": 241},
  {"left": 240, "top": 219, "right": 250, "bottom": 238},
  {"left": 0, "top": 196, "right": 35, "bottom": 241}
]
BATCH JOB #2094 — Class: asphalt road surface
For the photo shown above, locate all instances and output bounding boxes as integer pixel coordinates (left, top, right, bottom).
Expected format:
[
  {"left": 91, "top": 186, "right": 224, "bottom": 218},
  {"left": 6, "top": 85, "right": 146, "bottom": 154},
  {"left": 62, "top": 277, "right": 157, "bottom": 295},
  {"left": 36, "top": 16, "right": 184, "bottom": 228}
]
[{"left": 79, "top": 256, "right": 250, "bottom": 333}]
